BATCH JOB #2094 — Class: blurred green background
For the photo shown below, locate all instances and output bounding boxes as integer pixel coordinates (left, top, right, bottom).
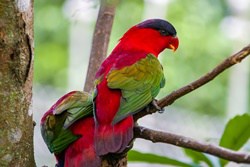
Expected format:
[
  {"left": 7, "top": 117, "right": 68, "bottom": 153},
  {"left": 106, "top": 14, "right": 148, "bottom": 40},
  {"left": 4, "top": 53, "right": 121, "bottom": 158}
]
[
  {"left": 35, "top": 0, "right": 69, "bottom": 87},
  {"left": 34, "top": 0, "right": 249, "bottom": 166}
]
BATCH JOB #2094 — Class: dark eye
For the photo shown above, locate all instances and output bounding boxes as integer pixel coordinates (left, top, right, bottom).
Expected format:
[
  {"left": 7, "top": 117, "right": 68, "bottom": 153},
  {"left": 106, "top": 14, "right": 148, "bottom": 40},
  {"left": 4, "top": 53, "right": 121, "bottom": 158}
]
[{"left": 159, "top": 29, "right": 169, "bottom": 36}]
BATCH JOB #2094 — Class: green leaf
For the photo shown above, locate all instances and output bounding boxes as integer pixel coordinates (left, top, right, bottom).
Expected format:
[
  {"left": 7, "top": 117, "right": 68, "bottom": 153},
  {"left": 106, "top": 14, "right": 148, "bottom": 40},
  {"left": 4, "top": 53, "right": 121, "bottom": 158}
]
[
  {"left": 219, "top": 114, "right": 250, "bottom": 166},
  {"left": 184, "top": 148, "right": 214, "bottom": 167},
  {"left": 128, "top": 150, "right": 194, "bottom": 167}
]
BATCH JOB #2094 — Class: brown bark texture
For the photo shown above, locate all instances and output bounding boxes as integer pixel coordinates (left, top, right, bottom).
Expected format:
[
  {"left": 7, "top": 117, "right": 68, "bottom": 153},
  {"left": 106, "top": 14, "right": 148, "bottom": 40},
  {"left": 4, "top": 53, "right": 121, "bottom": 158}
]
[
  {"left": 0, "top": 0, "right": 35, "bottom": 166},
  {"left": 84, "top": 0, "right": 118, "bottom": 93},
  {"left": 135, "top": 125, "right": 250, "bottom": 164}
]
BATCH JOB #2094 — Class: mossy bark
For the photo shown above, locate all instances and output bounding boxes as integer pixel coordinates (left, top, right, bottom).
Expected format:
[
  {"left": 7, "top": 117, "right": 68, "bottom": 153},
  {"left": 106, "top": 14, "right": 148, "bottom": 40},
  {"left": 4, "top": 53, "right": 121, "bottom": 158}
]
[{"left": 0, "top": 0, "right": 35, "bottom": 166}]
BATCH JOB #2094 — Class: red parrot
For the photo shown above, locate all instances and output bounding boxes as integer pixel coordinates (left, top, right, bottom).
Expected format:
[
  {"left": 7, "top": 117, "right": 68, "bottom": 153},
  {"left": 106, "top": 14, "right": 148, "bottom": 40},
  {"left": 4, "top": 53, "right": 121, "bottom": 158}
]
[
  {"left": 40, "top": 19, "right": 178, "bottom": 167},
  {"left": 40, "top": 91, "right": 100, "bottom": 167},
  {"left": 94, "top": 19, "right": 179, "bottom": 155}
]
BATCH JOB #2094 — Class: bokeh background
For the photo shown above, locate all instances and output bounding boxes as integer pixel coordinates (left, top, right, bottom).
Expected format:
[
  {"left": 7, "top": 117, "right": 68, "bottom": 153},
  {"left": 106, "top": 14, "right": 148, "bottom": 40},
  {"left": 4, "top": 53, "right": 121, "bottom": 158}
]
[{"left": 34, "top": 0, "right": 250, "bottom": 166}]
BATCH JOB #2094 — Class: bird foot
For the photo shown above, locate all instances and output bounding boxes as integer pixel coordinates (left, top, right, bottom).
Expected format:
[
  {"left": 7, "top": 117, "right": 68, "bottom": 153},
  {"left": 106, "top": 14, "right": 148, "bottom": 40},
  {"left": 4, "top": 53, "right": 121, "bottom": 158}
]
[
  {"left": 152, "top": 99, "right": 164, "bottom": 113},
  {"left": 146, "top": 99, "right": 164, "bottom": 114}
]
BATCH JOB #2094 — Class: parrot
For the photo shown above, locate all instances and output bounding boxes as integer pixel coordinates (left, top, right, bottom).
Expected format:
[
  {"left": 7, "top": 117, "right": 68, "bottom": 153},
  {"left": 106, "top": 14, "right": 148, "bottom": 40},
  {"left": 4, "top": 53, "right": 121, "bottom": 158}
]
[
  {"left": 40, "top": 19, "right": 179, "bottom": 167},
  {"left": 40, "top": 91, "right": 101, "bottom": 167},
  {"left": 94, "top": 18, "right": 179, "bottom": 156}
]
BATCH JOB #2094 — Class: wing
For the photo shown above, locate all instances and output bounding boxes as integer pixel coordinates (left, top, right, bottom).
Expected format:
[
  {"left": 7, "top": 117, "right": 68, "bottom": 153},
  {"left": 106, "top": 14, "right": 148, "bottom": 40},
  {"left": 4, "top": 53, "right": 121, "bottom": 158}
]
[
  {"left": 107, "top": 54, "right": 165, "bottom": 124},
  {"left": 53, "top": 91, "right": 93, "bottom": 128},
  {"left": 40, "top": 91, "right": 93, "bottom": 154}
]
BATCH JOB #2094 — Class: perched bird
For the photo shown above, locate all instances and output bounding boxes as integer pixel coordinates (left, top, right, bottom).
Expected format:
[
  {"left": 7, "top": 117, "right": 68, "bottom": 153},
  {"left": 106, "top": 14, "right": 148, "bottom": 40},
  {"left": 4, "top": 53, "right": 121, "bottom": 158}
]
[
  {"left": 41, "top": 19, "right": 178, "bottom": 167},
  {"left": 94, "top": 18, "right": 179, "bottom": 156},
  {"left": 40, "top": 91, "right": 100, "bottom": 167}
]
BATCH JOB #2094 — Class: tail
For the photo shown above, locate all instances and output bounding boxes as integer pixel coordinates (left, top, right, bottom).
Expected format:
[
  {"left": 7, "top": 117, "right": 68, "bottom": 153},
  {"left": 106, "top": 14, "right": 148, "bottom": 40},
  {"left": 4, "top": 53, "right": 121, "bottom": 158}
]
[
  {"left": 94, "top": 116, "right": 134, "bottom": 156},
  {"left": 64, "top": 117, "right": 101, "bottom": 167}
]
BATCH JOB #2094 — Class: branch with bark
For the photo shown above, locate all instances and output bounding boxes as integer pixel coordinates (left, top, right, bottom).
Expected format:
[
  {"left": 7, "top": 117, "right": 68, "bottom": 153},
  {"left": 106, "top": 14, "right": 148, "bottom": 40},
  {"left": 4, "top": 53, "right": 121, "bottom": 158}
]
[
  {"left": 84, "top": 0, "right": 118, "bottom": 92},
  {"left": 134, "top": 126, "right": 250, "bottom": 164}
]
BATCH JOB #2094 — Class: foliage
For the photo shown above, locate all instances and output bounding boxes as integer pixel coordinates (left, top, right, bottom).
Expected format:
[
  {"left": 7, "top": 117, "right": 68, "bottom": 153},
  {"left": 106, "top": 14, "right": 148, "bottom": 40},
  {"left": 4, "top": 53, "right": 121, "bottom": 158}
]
[
  {"left": 183, "top": 149, "right": 214, "bottom": 167},
  {"left": 219, "top": 114, "right": 250, "bottom": 166},
  {"left": 128, "top": 150, "right": 195, "bottom": 167}
]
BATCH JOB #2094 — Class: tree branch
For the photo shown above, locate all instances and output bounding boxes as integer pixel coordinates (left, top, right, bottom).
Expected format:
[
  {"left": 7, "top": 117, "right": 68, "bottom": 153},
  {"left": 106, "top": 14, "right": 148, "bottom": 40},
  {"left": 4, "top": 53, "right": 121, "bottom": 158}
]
[
  {"left": 134, "top": 44, "right": 250, "bottom": 120},
  {"left": 84, "top": 0, "right": 118, "bottom": 92},
  {"left": 134, "top": 126, "right": 250, "bottom": 164}
]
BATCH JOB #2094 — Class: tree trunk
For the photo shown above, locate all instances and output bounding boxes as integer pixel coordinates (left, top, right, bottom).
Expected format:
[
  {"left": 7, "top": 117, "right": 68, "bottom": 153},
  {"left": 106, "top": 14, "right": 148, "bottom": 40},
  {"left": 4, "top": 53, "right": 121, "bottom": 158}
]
[{"left": 0, "top": 0, "right": 35, "bottom": 166}]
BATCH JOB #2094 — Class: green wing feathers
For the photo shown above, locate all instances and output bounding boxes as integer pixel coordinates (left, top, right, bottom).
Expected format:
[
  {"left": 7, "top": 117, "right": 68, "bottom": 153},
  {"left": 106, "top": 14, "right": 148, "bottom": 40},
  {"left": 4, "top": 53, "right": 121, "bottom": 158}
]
[
  {"left": 53, "top": 91, "right": 93, "bottom": 128},
  {"left": 107, "top": 54, "right": 165, "bottom": 124},
  {"left": 41, "top": 91, "right": 93, "bottom": 154},
  {"left": 42, "top": 113, "right": 79, "bottom": 154}
]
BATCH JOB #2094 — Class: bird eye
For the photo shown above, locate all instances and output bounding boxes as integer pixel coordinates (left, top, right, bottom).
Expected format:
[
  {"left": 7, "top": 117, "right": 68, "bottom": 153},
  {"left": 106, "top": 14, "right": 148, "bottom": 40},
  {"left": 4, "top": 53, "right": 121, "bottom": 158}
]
[{"left": 159, "top": 29, "right": 169, "bottom": 36}]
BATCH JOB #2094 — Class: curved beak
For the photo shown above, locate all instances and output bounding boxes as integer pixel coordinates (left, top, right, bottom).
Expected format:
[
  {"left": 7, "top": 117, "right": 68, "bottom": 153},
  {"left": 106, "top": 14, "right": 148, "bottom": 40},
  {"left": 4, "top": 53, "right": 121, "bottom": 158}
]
[{"left": 169, "top": 36, "right": 179, "bottom": 52}]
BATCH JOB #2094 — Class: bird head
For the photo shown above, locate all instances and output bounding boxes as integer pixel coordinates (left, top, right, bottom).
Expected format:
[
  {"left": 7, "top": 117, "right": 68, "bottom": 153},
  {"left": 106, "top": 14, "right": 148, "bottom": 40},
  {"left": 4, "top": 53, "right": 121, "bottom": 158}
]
[{"left": 118, "top": 19, "right": 179, "bottom": 56}]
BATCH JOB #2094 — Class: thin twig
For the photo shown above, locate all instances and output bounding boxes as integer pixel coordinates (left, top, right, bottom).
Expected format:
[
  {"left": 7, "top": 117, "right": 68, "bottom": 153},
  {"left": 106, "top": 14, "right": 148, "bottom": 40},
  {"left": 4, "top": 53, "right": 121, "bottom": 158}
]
[
  {"left": 134, "top": 126, "right": 250, "bottom": 164},
  {"left": 134, "top": 44, "right": 250, "bottom": 120}
]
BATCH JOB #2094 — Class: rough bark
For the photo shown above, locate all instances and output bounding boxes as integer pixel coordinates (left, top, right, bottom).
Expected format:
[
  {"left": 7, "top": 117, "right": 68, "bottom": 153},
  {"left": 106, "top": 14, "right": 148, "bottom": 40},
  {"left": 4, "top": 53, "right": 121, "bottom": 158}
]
[
  {"left": 84, "top": 0, "right": 118, "bottom": 93},
  {"left": 0, "top": 0, "right": 35, "bottom": 166}
]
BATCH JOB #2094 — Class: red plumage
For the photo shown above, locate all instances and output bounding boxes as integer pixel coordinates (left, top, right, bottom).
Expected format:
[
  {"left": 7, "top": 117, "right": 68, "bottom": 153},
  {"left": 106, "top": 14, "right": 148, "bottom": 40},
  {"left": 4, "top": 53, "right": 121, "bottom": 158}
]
[
  {"left": 95, "top": 78, "right": 134, "bottom": 154},
  {"left": 94, "top": 19, "right": 179, "bottom": 155},
  {"left": 41, "top": 19, "right": 179, "bottom": 167},
  {"left": 64, "top": 117, "right": 101, "bottom": 167}
]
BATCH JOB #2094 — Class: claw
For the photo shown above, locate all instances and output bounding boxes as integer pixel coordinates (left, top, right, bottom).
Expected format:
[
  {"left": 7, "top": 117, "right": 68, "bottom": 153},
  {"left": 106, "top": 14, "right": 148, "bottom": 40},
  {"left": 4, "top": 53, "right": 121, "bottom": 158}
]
[
  {"left": 152, "top": 99, "right": 164, "bottom": 113},
  {"left": 140, "top": 127, "right": 146, "bottom": 133}
]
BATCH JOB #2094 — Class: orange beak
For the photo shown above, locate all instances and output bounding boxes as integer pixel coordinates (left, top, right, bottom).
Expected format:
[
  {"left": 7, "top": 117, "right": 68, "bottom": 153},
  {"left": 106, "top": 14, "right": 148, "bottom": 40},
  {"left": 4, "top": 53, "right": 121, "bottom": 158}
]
[{"left": 169, "top": 44, "right": 177, "bottom": 52}]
